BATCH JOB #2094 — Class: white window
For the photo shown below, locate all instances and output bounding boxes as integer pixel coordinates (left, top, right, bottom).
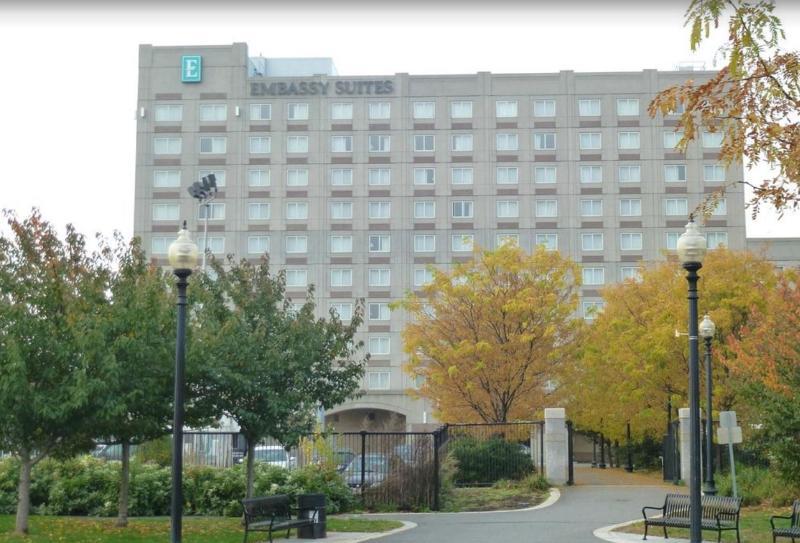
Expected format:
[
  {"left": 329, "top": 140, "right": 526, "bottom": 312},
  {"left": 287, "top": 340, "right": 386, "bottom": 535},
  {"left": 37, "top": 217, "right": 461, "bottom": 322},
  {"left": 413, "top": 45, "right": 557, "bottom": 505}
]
[
  {"left": 330, "top": 302, "right": 353, "bottom": 321},
  {"left": 452, "top": 201, "right": 474, "bottom": 218},
  {"left": 496, "top": 100, "right": 518, "bottom": 118},
  {"left": 152, "top": 203, "right": 179, "bottom": 221},
  {"left": 451, "top": 134, "right": 473, "bottom": 152},
  {"left": 580, "top": 165, "right": 603, "bottom": 183},
  {"left": 664, "top": 164, "right": 687, "bottom": 182},
  {"left": 496, "top": 133, "right": 519, "bottom": 151},
  {"left": 154, "top": 104, "right": 182, "bottom": 122},
  {"left": 414, "top": 134, "right": 435, "bottom": 152},
  {"left": 702, "top": 131, "right": 724, "bottom": 148},
  {"left": 248, "top": 203, "right": 271, "bottom": 220},
  {"left": 414, "top": 234, "right": 435, "bottom": 252},
  {"left": 369, "top": 135, "right": 391, "bottom": 152},
  {"left": 616, "top": 98, "right": 640, "bottom": 116},
  {"left": 496, "top": 233, "right": 520, "bottom": 247},
  {"left": 150, "top": 236, "right": 170, "bottom": 254},
  {"left": 451, "top": 167, "right": 473, "bottom": 185},
  {"left": 413, "top": 101, "right": 435, "bottom": 119},
  {"left": 414, "top": 201, "right": 436, "bottom": 219},
  {"left": 199, "top": 136, "right": 226, "bottom": 154},
  {"left": 451, "top": 234, "right": 474, "bottom": 252},
  {"left": 533, "top": 99, "right": 556, "bottom": 117},
  {"left": 287, "top": 135, "right": 309, "bottom": 153},
  {"left": 414, "top": 168, "right": 436, "bottom": 185},
  {"left": 153, "top": 137, "right": 181, "bottom": 154},
  {"left": 414, "top": 268, "right": 434, "bottom": 286},
  {"left": 670, "top": 102, "right": 686, "bottom": 114},
  {"left": 153, "top": 170, "right": 180, "bottom": 188},
  {"left": 287, "top": 103, "right": 309, "bottom": 120},
  {"left": 285, "top": 269, "right": 307, "bottom": 288},
  {"left": 369, "top": 302, "right": 391, "bottom": 321},
  {"left": 582, "top": 233, "right": 604, "bottom": 251},
  {"left": 578, "top": 99, "right": 601, "bottom": 116},
  {"left": 286, "top": 168, "right": 309, "bottom": 187},
  {"left": 618, "top": 165, "right": 641, "bottom": 183},
  {"left": 369, "top": 235, "right": 391, "bottom": 252},
  {"left": 198, "top": 236, "right": 225, "bottom": 254},
  {"left": 618, "top": 132, "right": 640, "bottom": 150},
  {"left": 666, "top": 232, "right": 681, "bottom": 250},
  {"left": 497, "top": 200, "right": 519, "bottom": 218},
  {"left": 368, "top": 168, "right": 391, "bottom": 186},
  {"left": 620, "top": 267, "right": 641, "bottom": 281},
  {"left": 249, "top": 136, "right": 271, "bottom": 154},
  {"left": 704, "top": 165, "right": 725, "bottom": 182},
  {"left": 707, "top": 232, "right": 728, "bottom": 248},
  {"left": 330, "top": 235, "right": 353, "bottom": 253},
  {"left": 368, "top": 201, "right": 391, "bottom": 220},
  {"left": 579, "top": 133, "right": 602, "bottom": 150},
  {"left": 247, "top": 236, "right": 270, "bottom": 254},
  {"left": 534, "top": 133, "right": 556, "bottom": 150},
  {"left": 248, "top": 169, "right": 270, "bottom": 187},
  {"left": 368, "top": 102, "right": 391, "bottom": 119},
  {"left": 367, "top": 370, "right": 390, "bottom": 388},
  {"left": 534, "top": 166, "right": 556, "bottom": 184},
  {"left": 535, "top": 199, "right": 557, "bottom": 218},
  {"left": 583, "top": 300, "right": 604, "bottom": 321},
  {"left": 368, "top": 268, "right": 391, "bottom": 287},
  {"left": 712, "top": 199, "right": 727, "bottom": 215},
  {"left": 665, "top": 198, "right": 689, "bottom": 216},
  {"left": 330, "top": 103, "right": 352, "bottom": 120},
  {"left": 199, "top": 104, "right": 227, "bottom": 122},
  {"left": 331, "top": 135, "right": 352, "bottom": 152},
  {"left": 330, "top": 269, "right": 352, "bottom": 287},
  {"left": 497, "top": 166, "right": 519, "bottom": 185},
  {"left": 663, "top": 130, "right": 684, "bottom": 149},
  {"left": 330, "top": 168, "right": 353, "bottom": 186},
  {"left": 285, "top": 235, "right": 308, "bottom": 254},
  {"left": 198, "top": 202, "right": 225, "bottom": 220},
  {"left": 535, "top": 233, "right": 558, "bottom": 251},
  {"left": 286, "top": 202, "right": 308, "bottom": 220},
  {"left": 250, "top": 103, "right": 272, "bottom": 121},
  {"left": 330, "top": 201, "right": 353, "bottom": 219},
  {"left": 582, "top": 267, "right": 605, "bottom": 285},
  {"left": 620, "top": 232, "right": 643, "bottom": 251},
  {"left": 450, "top": 101, "right": 473, "bottom": 118},
  {"left": 197, "top": 170, "right": 225, "bottom": 187},
  {"left": 619, "top": 199, "right": 642, "bottom": 217},
  {"left": 581, "top": 199, "right": 603, "bottom": 217}
]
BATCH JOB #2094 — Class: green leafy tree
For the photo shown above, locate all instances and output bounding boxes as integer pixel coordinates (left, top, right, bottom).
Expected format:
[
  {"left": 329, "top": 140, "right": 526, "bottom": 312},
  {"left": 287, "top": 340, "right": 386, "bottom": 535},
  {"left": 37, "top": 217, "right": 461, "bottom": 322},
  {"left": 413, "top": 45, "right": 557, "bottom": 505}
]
[{"left": 190, "top": 257, "right": 366, "bottom": 497}]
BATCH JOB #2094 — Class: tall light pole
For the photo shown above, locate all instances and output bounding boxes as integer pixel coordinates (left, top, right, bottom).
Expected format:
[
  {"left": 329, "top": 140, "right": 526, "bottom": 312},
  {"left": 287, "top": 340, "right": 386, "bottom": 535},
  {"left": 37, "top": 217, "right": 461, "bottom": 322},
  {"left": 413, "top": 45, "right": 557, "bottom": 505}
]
[
  {"left": 187, "top": 173, "right": 217, "bottom": 272},
  {"left": 677, "top": 215, "right": 707, "bottom": 543},
  {"left": 167, "top": 222, "right": 198, "bottom": 543},
  {"left": 699, "top": 314, "right": 717, "bottom": 495}
]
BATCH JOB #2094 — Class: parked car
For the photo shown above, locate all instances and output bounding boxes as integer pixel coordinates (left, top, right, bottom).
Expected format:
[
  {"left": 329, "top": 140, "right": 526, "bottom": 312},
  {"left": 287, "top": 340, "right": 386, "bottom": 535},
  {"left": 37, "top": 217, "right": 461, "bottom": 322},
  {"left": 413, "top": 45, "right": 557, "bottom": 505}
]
[
  {"left": 332, "top": 449, "right": 355, "bottom": 472},
  {"left": 343, "top": 453, "right": 388, "bottom": 489},
  {"left": 236, "top": 445, "right": 296, "bottom": 469}
]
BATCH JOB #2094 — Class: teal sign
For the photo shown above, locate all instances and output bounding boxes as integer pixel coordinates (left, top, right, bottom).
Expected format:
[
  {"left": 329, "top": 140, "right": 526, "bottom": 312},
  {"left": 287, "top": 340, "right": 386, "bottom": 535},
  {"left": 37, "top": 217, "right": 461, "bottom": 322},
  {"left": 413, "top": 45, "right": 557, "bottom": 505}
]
[{"left": 181, "top": 55, "right": 202, "bottom": 83}]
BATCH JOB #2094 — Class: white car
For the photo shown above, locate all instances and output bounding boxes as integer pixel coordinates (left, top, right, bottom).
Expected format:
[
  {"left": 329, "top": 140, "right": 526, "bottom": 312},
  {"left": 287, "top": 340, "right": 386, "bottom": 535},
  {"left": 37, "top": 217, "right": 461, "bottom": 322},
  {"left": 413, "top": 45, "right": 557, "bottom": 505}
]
[{"left": 237, "top": 445, "right": 296, "bottom": 469}]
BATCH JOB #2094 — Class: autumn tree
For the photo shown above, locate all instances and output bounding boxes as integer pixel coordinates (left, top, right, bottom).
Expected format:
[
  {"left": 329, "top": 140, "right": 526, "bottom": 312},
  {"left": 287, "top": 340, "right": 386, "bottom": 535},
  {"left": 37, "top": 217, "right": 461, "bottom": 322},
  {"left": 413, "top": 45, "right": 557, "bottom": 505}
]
[
  {"left": 650, "top": 0, "right": 800, "bottom": 215},
  {"left": 396, "top": 244, "right": 583, "bottom": 424}
]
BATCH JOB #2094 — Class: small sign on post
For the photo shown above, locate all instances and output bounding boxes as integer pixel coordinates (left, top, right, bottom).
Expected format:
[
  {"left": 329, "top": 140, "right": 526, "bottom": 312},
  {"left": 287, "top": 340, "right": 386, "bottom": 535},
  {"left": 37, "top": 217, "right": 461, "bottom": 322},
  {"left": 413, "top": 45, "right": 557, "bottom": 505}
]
[{"left": 716, "top": 411, "right": 743, "bottom": 498}]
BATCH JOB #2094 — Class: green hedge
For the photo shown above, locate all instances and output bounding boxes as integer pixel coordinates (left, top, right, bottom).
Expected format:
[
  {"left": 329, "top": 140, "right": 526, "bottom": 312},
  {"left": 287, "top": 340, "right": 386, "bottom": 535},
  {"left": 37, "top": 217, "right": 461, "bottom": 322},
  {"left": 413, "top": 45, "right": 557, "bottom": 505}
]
[
  {"left": 0, "top": 456, "right": 354, "bottom": 517},
  {"left": 449, "top": 437, "right": 533, "bottom": 485}
]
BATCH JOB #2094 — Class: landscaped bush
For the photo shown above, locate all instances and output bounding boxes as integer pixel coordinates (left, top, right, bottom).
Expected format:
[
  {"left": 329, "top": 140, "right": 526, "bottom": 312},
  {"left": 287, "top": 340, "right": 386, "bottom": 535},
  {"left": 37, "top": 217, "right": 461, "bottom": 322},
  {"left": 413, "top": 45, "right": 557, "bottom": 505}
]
[
  {"left": 716, "top": 464, "right": 799, "bottom": 507},
  {"left": 449, "top": 437, "right": 533, "bottom": 485}
]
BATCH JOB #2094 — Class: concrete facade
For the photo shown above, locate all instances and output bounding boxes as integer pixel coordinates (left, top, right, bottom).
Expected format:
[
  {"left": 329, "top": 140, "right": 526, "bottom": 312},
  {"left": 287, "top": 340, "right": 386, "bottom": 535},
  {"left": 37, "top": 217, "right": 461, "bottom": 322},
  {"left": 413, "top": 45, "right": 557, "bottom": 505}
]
[{"left": 134, "top": 42, "right": 749, "bottom": 430}]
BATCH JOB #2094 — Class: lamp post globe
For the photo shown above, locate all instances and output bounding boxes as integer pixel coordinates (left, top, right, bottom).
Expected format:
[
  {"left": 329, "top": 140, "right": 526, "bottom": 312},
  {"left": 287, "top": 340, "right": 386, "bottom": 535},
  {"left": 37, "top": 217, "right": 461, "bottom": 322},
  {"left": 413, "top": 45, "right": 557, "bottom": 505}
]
[
  {"left": 167, "top": 221, "right": 197, "bottom": 543},
  {"left": 677, "top": 215, "right": 707, "bottom": 543},
  {"left": 700, "top": 314, "right": 717, "bottom": 495}
]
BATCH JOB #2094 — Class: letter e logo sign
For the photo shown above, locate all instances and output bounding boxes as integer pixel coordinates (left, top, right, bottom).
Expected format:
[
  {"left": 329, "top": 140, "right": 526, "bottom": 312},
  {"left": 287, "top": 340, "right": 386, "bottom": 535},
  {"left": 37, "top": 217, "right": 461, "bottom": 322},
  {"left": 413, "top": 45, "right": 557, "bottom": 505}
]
[{"left": 181, "top": 55, "right": 202, "bottom": 83}]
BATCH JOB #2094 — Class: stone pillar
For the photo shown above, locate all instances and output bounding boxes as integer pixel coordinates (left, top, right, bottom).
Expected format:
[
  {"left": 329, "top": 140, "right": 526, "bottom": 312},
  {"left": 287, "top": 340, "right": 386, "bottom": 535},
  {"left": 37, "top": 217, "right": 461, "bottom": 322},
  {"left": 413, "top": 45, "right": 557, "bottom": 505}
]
[
  {"left": 678, "top": 407, "right": 704, "bottom": 483},
  {"left": 544, "top": 408, "right": 569, "bottom": 485}
]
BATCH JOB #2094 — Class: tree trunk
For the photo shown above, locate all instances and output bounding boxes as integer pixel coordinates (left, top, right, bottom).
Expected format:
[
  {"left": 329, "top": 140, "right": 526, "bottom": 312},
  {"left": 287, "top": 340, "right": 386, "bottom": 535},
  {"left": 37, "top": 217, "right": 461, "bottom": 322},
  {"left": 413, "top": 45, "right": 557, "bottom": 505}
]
[
  {"left": 15, "top": 450, "right": 33, "bottom": 535},
  {"left": 245, "top": 439, "right": 256, "bottom": 499},
  {"left": 116, "top": 440, "right": 130, "bottom": 527}
]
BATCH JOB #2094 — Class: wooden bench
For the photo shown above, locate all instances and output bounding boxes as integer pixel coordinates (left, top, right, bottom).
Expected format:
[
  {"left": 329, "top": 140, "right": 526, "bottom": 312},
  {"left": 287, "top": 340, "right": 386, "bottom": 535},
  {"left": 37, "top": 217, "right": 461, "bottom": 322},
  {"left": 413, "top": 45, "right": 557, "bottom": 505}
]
[
  {"left": 241, "top": 495, "right": 318, "bottom": 543},
  {"left": 642, "top": 493, "right": 742, "bottom": 543},
  {"left": 771, "top": 500, "right": 800, "bottom": 543}
]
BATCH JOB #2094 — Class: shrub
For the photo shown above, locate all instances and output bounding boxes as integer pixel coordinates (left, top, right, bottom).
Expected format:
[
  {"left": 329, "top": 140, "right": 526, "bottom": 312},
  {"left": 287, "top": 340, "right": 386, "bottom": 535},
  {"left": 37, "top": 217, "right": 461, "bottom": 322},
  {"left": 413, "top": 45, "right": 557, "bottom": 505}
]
[
  {"left": 449, "top": 437, "right": 533, "bottom": 485},
  {"left": 716, "top": 465, "right": 799, "bottom": 507}
]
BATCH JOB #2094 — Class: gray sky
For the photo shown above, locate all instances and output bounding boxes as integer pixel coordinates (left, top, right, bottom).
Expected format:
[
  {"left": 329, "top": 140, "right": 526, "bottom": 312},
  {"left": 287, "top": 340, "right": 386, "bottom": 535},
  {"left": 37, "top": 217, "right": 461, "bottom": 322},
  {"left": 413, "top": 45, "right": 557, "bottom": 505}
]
[{"left": 1, "top": 1, "right": 799, "bottom": 241}]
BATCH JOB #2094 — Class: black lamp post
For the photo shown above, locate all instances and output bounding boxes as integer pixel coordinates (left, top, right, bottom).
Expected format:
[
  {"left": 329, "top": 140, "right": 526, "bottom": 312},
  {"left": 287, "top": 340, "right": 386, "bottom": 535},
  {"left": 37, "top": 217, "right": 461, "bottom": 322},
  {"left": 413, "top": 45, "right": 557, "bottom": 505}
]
[
  {"left": 167, "top": 222, "right": 198, "bottom": 543},
  {"left": 699, "top": 314, "right": 717, "bottom": 495},
  {"left": 677, "top": 215, "right": 707, "bottom": 543}
]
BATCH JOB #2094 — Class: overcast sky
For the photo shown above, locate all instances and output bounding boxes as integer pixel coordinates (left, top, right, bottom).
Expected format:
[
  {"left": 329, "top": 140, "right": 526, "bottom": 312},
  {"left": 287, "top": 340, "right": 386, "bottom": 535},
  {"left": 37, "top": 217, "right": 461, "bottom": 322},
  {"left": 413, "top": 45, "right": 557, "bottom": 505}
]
[{"left": 1, "top": 1, "right": 799, "bottom": 242}]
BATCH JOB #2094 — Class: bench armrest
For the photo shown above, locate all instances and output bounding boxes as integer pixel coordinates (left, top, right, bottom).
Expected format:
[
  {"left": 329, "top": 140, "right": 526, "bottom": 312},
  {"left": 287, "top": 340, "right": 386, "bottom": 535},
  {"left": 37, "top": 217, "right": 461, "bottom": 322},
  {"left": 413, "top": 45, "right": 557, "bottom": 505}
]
[
  {"left": 770, "top": 515, "right": 793, "bottom": 530},
  {"left": 642, "top": 506, "right": 664, "bottom": 520}
]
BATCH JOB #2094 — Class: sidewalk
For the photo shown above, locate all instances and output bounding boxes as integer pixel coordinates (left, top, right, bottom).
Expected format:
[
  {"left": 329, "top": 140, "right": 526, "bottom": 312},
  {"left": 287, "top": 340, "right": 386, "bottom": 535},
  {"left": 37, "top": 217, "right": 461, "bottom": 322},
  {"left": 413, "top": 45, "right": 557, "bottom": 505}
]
[{"left": 323, "top": 521, "right": 416, "bottom": 543}]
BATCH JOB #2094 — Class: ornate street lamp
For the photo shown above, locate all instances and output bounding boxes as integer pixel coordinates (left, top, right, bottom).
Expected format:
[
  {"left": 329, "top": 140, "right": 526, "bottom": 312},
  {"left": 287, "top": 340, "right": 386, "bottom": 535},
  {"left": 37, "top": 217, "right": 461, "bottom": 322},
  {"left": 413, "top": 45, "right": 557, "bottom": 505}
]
[
  {"left": 699, "top": 314, "right": 717, "bottom": 495},
  {"left": 167, "top": 222, "right": 198, "bottom": 543},
  {"left": 677, "top": 215, "right": 707, "bottom": 543}
]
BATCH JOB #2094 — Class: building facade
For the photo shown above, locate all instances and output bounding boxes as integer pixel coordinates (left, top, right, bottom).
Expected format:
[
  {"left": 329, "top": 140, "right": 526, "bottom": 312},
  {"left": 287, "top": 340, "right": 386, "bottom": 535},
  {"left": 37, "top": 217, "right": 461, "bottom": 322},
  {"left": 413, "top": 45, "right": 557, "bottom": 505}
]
[{"left": 134, "top": 43, "right": 747, "bottom": 431}]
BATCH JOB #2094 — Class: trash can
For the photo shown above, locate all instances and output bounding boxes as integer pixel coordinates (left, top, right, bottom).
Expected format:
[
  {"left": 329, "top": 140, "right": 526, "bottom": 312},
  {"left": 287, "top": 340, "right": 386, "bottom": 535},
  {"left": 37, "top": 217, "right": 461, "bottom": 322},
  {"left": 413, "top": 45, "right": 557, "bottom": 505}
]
[{"left": 297, "top": 493, "right": 326, "bottom": 539}]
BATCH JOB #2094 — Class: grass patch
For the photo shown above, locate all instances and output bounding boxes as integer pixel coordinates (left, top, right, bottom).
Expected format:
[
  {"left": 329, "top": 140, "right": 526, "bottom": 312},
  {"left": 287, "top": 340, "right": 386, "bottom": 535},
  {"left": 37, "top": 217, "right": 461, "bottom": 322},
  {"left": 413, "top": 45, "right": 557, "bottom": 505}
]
[
  {"left": 442, "top": 475, "right": 549, "bottom": 512},
  {"left": 0, "top": 515, "right": 403, "bottom": 542}
]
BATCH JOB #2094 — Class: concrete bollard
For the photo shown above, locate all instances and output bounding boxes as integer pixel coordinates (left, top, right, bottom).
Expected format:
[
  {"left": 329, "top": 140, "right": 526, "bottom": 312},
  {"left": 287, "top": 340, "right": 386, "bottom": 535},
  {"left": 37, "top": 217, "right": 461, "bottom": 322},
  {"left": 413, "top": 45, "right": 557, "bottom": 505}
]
[{"left": 544, "top": 407, "right": 569, "bottom": 485}]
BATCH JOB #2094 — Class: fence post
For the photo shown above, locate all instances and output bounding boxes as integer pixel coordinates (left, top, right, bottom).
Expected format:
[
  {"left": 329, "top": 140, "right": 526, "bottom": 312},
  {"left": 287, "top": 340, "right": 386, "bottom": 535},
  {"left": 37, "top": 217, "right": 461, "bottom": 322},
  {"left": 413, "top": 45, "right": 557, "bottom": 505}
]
[
  {"left": 432, "top": 429, "right": 440, "bottom": 511},
  {"left": 544, "top": 408, "right": 569, "bottom": 485},
  {"left": 626, "top": 422, "right": 634, "bottom": 472},
  {"left": 599, "top": 433, "right": 606, "bottom": 469},
  {"left": 539, "top": 422, "right": 544, "bottom": 476},
  {"left": 566, "top": 420, "right": 574, "bottom": 486},
  {"left": 359, "top": 430, "right": 367, "bottom": 500}
]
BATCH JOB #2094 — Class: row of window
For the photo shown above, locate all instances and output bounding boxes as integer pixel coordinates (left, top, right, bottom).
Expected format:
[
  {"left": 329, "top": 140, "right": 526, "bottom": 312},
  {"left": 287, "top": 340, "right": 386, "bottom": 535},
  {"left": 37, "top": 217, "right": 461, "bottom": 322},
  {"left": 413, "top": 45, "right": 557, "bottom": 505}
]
[
  {"left": 153, "top": 98, "right": 679, "bottom": 123},
  {"left": 153, "top": 131, "right": 722, "bottom": 155},
  {"left": 153, "top": 164, "right": 727, "bottom": 188}
]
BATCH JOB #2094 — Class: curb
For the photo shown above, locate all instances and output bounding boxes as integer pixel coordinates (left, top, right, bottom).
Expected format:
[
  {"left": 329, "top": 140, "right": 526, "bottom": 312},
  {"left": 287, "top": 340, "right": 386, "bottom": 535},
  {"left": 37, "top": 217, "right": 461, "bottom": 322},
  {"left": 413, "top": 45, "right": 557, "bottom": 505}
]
[
  {"left": 343, "top": 520, "right": 417, "bottom": 542},
  {"left": 593, "top": 518, "right": 645, "bottom": 542}
]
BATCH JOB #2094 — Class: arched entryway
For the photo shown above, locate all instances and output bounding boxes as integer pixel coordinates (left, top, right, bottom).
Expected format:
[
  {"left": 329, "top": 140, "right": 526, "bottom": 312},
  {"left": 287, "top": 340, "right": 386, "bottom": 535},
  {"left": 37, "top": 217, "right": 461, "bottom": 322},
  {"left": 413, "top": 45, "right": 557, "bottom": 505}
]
[{"left": 325, "top": 407, "right": 407, "bottom": 432}]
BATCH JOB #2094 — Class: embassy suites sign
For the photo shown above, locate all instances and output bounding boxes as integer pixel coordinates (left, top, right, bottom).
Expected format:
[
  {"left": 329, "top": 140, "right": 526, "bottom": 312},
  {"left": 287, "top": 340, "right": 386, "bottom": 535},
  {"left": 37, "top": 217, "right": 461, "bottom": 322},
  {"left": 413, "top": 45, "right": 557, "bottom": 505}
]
[{"left": 250, "top": 80, "right": 394, "bottom": 97}]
